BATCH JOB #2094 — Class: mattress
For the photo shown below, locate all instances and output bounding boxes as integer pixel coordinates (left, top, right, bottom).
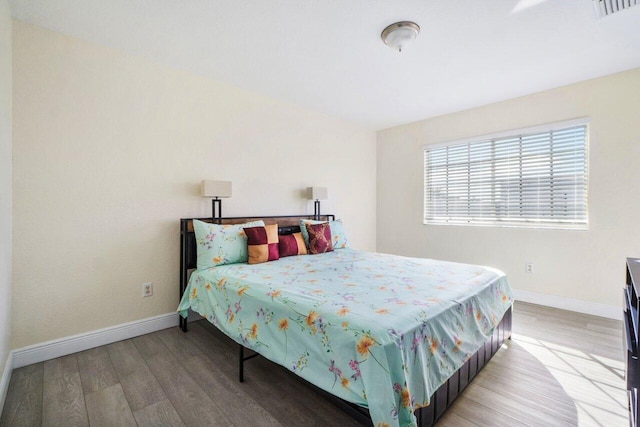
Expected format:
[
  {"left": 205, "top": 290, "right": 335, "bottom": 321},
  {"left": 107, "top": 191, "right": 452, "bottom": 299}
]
[{"left": 178, "top": 248, "right": 513, "bottom": 427}]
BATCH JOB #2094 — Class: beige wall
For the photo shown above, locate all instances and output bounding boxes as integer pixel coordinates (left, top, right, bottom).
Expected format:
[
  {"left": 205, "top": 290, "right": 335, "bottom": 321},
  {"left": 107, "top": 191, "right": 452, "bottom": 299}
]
[
  {"left": 377, "top": 68, "right": 640, "bottom": 310},
  {"left": 0, "top": 0, "right": 12, "bottom": 391},
  {"left": 11, "top": 21, "right": 376, "bottom": 349}
]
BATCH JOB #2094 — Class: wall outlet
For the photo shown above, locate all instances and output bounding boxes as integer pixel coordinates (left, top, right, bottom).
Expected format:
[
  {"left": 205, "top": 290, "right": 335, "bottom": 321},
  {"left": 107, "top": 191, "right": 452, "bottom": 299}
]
[
  {"left": 525, "top": 263, "right": 534, "bottom": 273},
  {"left": 142, "top": 282, "right": 153, "bottom": 297}
]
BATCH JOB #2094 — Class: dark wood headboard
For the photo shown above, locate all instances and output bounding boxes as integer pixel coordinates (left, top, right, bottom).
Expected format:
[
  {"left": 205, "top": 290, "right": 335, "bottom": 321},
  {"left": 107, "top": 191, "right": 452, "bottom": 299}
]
[{"left": 179, "top": 214, "right": 335, "bottom": 300}]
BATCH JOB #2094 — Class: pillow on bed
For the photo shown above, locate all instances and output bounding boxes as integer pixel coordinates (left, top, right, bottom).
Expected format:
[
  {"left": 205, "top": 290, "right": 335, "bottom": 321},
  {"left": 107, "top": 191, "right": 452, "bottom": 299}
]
[
  {"left": 328, "top": 219, "right": 348, "bottom": 249},
  {"left": 305, "top": 222, "right": 334, "bottom": 254},
  {"left": 278, "top": 232, "right": 307, "bottom": 257},
  {"left": 299, "top": 219, "right": 348, "bottom": 250},
  {"left": 299, "top": 219, "right": 320, "bottom": 248},
  {"left": 193, "top": 219, "right": 265, "bottom": 270},
  {"left": 244, "top": 224, "right": 280, "bottom": 264}
]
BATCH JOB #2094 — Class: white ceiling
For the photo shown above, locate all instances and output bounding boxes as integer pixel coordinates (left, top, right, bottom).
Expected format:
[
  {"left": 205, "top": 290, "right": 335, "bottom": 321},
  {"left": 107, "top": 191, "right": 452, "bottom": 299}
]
[{"left": 9, "top": 0, "right": 640, "bottom": 130}]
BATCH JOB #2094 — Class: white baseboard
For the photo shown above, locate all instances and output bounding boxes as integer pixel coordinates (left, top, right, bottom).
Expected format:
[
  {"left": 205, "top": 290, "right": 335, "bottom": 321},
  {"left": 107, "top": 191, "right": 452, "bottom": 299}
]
[
  {"left": 12, "top": 312, "right": 179, "bottom": 369},
  {"left": 514, "top": 289, "right": 621, "bottom": 320},
  {"left": 0, "top": 352, "right": 13, "bottom": 417}
]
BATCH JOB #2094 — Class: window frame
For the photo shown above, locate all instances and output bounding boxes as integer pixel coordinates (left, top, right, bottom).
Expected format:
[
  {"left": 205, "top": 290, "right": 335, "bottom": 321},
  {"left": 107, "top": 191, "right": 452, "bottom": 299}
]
[{"left": 422, "top": 118, "right": 590, "bottom": 230}]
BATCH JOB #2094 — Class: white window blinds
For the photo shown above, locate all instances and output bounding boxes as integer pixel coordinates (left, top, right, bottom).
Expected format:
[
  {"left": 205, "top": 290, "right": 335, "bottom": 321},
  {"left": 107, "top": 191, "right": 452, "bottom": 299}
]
[{"left": 423, "top": 121, "right": 589, "bottom": 229}]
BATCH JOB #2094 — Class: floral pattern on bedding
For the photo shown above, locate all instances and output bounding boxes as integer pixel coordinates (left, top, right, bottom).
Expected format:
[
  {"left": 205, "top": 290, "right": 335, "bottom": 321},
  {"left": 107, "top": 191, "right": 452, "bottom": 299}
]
[{"left": 178, "top": 249, "right": 513, "bottom": 427}]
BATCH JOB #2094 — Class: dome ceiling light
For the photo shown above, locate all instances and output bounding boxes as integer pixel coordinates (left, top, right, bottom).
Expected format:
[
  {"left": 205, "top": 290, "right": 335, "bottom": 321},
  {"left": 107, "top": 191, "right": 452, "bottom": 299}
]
[{"left": 381, "top": 21, "right": 420, "bottom": 52}]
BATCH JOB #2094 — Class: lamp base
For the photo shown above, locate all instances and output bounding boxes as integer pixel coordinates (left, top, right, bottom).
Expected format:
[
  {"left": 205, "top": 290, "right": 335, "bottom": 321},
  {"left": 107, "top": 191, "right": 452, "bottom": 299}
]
[
  {"left": 314, "top": 200, "right": 321, "bottom": 221},
  {"left": 212, "top": 198, "right": 222, "bottom": 224}
]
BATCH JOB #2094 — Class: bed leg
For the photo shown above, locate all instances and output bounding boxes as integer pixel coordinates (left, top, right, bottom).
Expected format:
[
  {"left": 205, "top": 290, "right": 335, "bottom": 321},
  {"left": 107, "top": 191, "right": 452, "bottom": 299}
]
[
  {"left": 239, "top": 345, "right": 244, "bottom": 382},
  {"left": 180, "top": 316, "right": 188, "bottom": 333}
]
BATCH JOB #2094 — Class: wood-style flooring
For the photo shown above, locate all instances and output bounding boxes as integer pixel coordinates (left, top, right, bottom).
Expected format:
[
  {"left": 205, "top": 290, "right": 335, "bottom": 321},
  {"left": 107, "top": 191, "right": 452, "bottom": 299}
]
[{"left": 0, "top": 302, "right": 627, "bottom": 426}]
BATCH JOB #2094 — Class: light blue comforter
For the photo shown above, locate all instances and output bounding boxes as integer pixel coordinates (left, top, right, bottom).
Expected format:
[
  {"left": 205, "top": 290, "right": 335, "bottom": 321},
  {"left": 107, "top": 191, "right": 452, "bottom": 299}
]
[{"left": 178, "top": 249, "right": 513, "bottom": 427}]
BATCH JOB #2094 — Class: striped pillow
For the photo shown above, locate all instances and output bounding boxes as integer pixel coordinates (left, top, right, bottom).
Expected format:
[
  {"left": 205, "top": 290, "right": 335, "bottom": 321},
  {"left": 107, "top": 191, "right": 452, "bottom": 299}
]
[{"left": 278, "top": 233, "right": 308, "bottom": 257}]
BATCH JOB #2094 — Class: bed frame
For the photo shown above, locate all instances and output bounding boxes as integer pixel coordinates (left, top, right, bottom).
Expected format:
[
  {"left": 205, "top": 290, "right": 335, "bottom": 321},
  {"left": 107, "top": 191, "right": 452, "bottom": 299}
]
[{"left": 179, "top": 215, "right": 512, "bottom": 427}]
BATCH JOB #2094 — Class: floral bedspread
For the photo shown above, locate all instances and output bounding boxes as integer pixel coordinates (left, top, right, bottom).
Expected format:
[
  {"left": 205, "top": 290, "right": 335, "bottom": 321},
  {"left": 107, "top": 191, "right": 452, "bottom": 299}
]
[{"left": 178, "top": 249, "right": 513, "bottom": 427}]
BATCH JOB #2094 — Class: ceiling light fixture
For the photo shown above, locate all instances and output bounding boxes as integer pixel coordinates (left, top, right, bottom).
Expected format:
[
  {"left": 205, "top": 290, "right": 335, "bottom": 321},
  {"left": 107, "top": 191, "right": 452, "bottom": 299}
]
[{"left": 381, "top": 21, "right": 420, "bottom": 52}]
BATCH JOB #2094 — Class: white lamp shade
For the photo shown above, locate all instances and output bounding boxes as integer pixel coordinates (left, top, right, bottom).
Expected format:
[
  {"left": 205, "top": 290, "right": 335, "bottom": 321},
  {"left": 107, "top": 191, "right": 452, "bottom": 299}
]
[
  {"left": 307, "top": 186, "right": 328, "bottom": 200},
  {"left": 201, "top": 180, "right": 232, "bottom": 198}
]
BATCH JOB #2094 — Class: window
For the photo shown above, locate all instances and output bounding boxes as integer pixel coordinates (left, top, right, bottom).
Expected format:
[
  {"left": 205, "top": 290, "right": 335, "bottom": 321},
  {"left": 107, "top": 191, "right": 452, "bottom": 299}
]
[{"left": 423, "top": 119, "right": 589, "bottom": 229}]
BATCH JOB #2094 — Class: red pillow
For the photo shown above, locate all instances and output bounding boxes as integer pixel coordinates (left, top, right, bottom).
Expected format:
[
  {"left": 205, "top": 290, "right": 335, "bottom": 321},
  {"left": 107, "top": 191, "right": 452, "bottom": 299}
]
[
  {"left": 305, "top": 222, "right": 333, "bottom": 255},
  {"left": 244, "top": 224, "right": 280, "bottom": 264},
  {"left": 278, "top": 232, "right": 308, "bottom": 257}
]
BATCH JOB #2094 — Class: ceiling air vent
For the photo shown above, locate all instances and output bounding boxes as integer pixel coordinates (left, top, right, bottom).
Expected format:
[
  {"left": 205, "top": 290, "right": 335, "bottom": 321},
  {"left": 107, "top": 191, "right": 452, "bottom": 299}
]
[{"left": 593, "top": 0, "right": 639, "bottom": 18}]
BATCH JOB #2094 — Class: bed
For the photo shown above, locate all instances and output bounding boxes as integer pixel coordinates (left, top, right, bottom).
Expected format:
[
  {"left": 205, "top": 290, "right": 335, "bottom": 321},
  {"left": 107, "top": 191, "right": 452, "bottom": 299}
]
[{"left": 178, "top": 215, "right": 513, "bottom": 427}]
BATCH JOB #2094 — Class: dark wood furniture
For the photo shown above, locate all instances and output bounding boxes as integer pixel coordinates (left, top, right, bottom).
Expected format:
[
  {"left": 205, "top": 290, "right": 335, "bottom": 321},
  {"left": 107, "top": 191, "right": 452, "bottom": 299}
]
[
  {"left": 178, "top": 214, "right": 512, "bottom": 427},
  {"left": 625, "top": 258, "right": 640, "bottom": 427}
]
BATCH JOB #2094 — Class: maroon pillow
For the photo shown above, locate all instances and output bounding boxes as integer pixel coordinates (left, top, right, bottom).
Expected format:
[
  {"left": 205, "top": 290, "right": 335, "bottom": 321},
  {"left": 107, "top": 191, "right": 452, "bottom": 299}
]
[
  {"left": 278, "top": 232, "right": 308, "bottom": 257},
  {"left": 244, "top": 224, "right": 279, "bottom": 264},
  {"left": 305, "top": 222, "right": 333, "bottom": 255}
]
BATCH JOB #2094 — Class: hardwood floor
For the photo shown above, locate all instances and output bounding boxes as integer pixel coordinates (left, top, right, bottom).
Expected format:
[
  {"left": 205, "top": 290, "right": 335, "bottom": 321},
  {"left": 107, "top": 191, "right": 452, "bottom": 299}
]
[{"left": 1, "top": 302, "right": 627, "bottom": 426}]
